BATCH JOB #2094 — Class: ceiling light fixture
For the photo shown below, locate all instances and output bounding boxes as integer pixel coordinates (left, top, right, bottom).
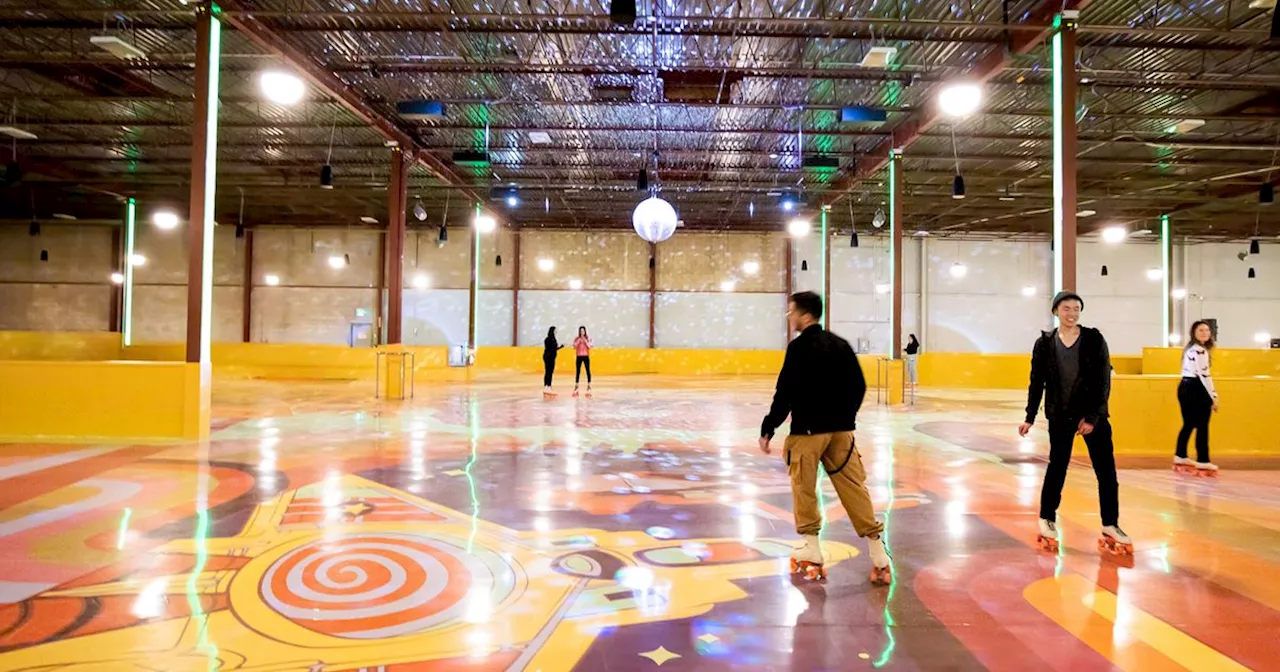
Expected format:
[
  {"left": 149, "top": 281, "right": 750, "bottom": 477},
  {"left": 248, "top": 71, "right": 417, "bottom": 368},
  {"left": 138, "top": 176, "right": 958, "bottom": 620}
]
[
  {"left": 152, "top": 210, "right": 179, "bottom": 230},
  {"left": 1146, "top": 268, "right": 1163, "bottom": 281},
  {"left": 413, "top": 199, "right": 427, "bottom": 221},
  {"left": 1077, "top": 209, "right": 1097, "bottom": 217},
  {"left": 129, "top": 253, "right": 147, "bottom": 267},
  {"left": 720, "top": 280, "right": 736, "bottom": 292},
  {"left": 259, "top": 70, "right": 306, "bottom": 106},
  {"left": 951, "top": 174, "right": 966, "bottom": 199},
  {"left": 110, "top": 272, "right": 125, "bottom": 285},
  {"left": 741, "top": 260, "right": 760, "bottom": 275},
  {"left": 1022, "top": 285, "right": 1036, "bottom": 297},
  {"left": 632, "top": 196, "right": 678, "bottom": 243},
  {"left": 89, "top": 35, "right": 147, "bottom": 60},
  {"left": 1101, "top": 226, "right": 1127, "bottom": 244},
  {"left": 328, "top": 255, "right": 347, "bottom": 269},
  {"left": 474, "top": 213, "right": 497, "bottom": 233},
  {"left": 264, "top": 274, "right": 281, "bottom": 286},
  {"left": 538, "top": 258, "right": 555, "bottom": 272},
  {"left": 949, "top": 262, "right": 968, "bottom": 279},
  {"left": 569, "top": 278, "right": 584, "bottom": 291},
  {"left": 0, "top": 126, "right": 37, "bottom": 140},
  {"left": 938, "top": 82, "right": 983, "bottom": 117},
  {"left": 787, "top": 219, "right": 811, "bottom": 237},
  {"left": 412, "top": 273, "right": 430, "bottom": 289}
]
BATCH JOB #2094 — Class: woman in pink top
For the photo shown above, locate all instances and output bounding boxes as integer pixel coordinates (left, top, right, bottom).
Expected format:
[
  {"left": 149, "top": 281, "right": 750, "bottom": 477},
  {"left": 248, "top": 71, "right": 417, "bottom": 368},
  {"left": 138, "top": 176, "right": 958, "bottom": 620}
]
[{"left": 573, "top": 326, "right": 593, "bottom": 397}]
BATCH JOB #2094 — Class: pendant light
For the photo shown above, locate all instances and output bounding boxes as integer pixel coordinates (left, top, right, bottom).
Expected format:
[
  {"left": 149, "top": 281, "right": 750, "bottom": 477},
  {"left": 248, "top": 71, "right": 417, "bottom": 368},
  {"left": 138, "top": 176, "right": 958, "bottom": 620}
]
[
  {"left": 1101, "top": 265, "right": 1109, "bottom": 276},
  {"left": 39, "top": 249, "right": 48, "bottom": 262},
  {"left": 636, "top": 167, "right": 648, "bottom": 192},
  {"left": 1248, "top": 267, "right": 1256, "bottom": 279},
  {"left": 28, "top": 219, "right": 39, "bottom": 236},
  {"left": 801, "top": 260, "right": 809, "bottom": 271},
  {"left": 851, "top": 231, "right": 859, "bottom": 247},
  {"left": 952, "top": 174, "right": 966, "bottom": 199},
  {"left": 495, "top": 254, "right": 503, "bottom": 267},
  {"left": 1250, "top": 239, "right": 1261, "bottom": 255},
  {"left": 320, "top": 112, "right": 337, "bottom": 189},
  {"left": 1261, "top": 183, "right": 1274, "bottom": 205},
  {"left": 437, "top": 224, "right": 448, "bottom": 243}
]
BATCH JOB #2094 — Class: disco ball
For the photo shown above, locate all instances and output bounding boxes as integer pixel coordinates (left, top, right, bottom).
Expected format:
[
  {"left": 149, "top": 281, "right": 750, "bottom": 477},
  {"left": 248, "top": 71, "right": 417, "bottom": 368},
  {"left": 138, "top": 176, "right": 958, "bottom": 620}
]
[{"left": 632, "top": 196, "right": 678, "bottom": 243}]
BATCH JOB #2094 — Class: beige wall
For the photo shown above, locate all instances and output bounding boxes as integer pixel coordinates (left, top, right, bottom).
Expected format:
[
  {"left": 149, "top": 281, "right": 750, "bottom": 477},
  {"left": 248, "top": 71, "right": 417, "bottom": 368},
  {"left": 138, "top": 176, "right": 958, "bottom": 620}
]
[
  {"left": 519, "top": 231, "right": 650, "bottom": 291},
  {"left": 657, "top": 232, "right": 786, "bottom": 292},
  {"left": 0, "top": 224, "right": 114, "bottom": 332},
  {"left": 132, "top": 224, "right": 244, "bottom": 343}
]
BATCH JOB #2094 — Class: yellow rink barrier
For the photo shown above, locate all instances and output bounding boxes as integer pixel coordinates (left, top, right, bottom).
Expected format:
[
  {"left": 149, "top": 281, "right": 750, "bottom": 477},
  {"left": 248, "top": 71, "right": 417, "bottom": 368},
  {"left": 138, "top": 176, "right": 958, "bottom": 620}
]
[
  {"left": 0, "top": 331, "right": 122, "bottom": 361},
  {"left": 1142, "top": 347, "right": 1280, "bottom": 378},
  {"left": 0, "top": 360, "right": 207, "bottom": 440},
  {"left": 1109, "top": 374, "right": 1279, "bottom": 456}
]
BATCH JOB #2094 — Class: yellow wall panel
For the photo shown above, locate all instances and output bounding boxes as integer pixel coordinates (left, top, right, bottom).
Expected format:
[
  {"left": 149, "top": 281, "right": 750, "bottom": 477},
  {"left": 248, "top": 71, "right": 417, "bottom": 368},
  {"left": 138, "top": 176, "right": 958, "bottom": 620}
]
[{"left": 1110, "top": 374, "right": 1279, "bottom": 456}]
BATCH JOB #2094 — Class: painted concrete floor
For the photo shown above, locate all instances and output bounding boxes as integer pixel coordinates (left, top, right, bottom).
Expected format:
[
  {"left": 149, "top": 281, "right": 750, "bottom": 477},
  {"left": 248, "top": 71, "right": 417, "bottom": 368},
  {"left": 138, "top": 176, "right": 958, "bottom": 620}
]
[{"left": 0, "top": 374, "right": 1276, "bottom": 671}]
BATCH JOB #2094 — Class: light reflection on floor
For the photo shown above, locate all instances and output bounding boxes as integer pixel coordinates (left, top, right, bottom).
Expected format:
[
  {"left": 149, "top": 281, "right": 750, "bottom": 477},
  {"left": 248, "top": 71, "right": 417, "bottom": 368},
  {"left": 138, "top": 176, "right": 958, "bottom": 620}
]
[{"left": 0, "top": 373, "right": 1275, "bottom": 671}]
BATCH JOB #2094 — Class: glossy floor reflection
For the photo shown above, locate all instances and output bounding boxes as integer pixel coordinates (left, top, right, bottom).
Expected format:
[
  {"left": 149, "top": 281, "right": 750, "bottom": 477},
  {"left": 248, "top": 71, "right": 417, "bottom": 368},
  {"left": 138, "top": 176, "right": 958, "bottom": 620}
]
[{"left": 1, "top": 374, "right": 1276, "bottom": 671}]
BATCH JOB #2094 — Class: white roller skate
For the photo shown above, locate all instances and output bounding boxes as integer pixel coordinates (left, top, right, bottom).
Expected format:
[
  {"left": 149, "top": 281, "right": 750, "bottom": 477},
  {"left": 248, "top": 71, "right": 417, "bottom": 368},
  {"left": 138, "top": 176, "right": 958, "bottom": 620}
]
[
  {"left": 1195, "top": 461, "right": 1219, "bottom": 477},
  {"left": 542, "top": 386, "right": 557, "bottom": 400},
  {"left": 1098, "top": 525, "right": 1134, "bottom": 557},
  {"left": 1037, "top": 518, "right": 1060, "bottom": 553},
  {"left": 585, "top": 384, "right": 593, "bottom": 399},
  {"left": 789, "top": 534, "right": 826, "bottom": 580},
  {"left": 1173, "top": 456, "right": 1196, "bottom": 475},
  {"left": 572, "top": 385, "right": 579, "bottom": 398},
  {"left": 868, "top": 535, "right": 892, "bottom": 585}
]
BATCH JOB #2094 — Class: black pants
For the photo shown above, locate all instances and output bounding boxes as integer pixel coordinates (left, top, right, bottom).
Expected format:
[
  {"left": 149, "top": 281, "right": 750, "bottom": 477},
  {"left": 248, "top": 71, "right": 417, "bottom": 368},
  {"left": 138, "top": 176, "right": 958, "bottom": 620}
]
[
  {"left": 575, "top": 356, "right": 592, "bottom": 384},
  {"left": 1176, "top": 378, "right": 1212, "bottom": 462},
  {"left": 543, "top": 356, "right": 555, "bottom": 387},
  {"left": 1040, "top": 417, "right": 1120, "bottom": 527}
]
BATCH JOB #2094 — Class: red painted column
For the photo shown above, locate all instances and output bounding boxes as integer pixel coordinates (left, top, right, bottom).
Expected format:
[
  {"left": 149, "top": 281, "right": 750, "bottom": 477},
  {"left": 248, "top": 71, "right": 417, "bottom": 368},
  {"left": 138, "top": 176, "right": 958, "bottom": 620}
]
[
  {"left": 242, "top": 229, "right": 253, "bottom": 342},
  {"left": 108, "top": 226, "right": 122, "bottom": 332},
  {"left": 512, "top": 228, "right": 521, "bottom": 346},
  {"left": 386, "top": 148, "right": 408, "bottom": 344},
  {"left": 184, "top": 1, "right": 218, "bottom": 366},
  {"left": 1054, "top": 12, "right": 1079, "bottom": 293}
]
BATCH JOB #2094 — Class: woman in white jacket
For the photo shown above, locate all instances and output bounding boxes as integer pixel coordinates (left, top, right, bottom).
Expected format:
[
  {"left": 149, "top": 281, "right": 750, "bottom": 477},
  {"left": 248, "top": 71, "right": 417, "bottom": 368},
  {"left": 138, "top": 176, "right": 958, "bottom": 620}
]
[{"left": 1174, "top": 320, "right": 1219, "bottom": 475}]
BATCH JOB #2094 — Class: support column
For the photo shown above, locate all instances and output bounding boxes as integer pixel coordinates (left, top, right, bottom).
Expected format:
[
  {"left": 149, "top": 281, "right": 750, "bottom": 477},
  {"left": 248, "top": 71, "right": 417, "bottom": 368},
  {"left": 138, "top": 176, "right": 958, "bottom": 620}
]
[
  {"left": 183, "top": 0, "right": 221, "bottom": 439},
  {"left": 467, "top": 203, "right": 480, "bottom": 352},
  {"left": 241, "top": 229, "right": 253, "bottom": 343},
  {"left": 512, "top": 228, "right": 521, "bottom": 346},
  {"left": 784, "top": 236, "right": 794, "bottom": 342},
  {"left": 386, "top": 148, "right": 408, "bottom": 344},
  {"left": 821, "top": 205, "right": 830, "bottom": 330},
  {"left": 109, "top": 225, "right": 123, "bottom": 332},
  {"left": 889, "top": 149, "right": 903, "bottom": 360},
  {"left": 1052, "top": 11, "right": 1079, "bottom": 294},
  {"left": 122, "top": 197, "right": 136, "bottom": 345},
  {"left": 919, "top": 236, "right": 928, "bottom": 350},
  {"left": 1161, "top": 214, "right": 1173, "bottom": 345},
  {"left": 648, "top": 242, "right": 657, "bottom": 348}
]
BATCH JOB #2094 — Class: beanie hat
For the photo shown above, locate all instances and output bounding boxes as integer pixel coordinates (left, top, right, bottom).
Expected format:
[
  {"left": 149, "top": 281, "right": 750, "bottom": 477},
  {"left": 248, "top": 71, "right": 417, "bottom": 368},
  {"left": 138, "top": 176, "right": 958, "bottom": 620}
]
[{"left": 1051, "top": 290, "right": 1084, "bottom": 313}]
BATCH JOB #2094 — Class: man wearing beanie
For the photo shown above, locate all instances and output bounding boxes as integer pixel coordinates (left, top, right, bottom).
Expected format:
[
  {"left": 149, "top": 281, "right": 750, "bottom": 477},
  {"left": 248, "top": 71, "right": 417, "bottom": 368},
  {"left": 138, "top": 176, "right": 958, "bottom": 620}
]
[{"left": 1019, "top": 290, "right": 1133, "bottom": 559}]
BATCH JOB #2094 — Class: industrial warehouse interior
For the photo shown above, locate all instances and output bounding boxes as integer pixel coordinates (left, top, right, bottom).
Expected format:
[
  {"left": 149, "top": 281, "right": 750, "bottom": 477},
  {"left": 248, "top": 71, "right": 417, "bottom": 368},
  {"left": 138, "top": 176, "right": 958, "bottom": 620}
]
[{"left": 0, "top": 0, "right": 1279, "bottom": 669}]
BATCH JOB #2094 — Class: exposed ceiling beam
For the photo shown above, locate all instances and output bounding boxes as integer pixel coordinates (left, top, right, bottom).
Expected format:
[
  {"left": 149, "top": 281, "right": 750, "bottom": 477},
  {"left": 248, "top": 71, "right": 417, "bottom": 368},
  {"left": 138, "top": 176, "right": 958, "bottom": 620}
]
[
  {"left": 214, "top": 0, "right": 478, "bottom": 204},
  {"left": 822, "top": 0, "right": 1094, "bottom": 206}
]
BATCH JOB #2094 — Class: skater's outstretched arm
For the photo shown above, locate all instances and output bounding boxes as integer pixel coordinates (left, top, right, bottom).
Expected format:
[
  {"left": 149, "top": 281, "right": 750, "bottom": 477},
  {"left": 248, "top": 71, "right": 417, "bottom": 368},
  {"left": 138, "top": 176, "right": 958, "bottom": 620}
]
[{"left": 761, "top": 340, "right": 799, "bottom": 439}]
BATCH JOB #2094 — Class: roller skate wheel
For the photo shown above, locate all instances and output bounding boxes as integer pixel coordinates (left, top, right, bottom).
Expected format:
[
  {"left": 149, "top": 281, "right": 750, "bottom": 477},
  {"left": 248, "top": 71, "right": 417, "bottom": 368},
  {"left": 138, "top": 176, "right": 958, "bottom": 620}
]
[
  {"left": 805, "top": 565, "right": 826, "bottom": 581},
  {"left": 1197, "top": 469, "right": 1218, "bottom": 478},
  {"left": 1037, "top": 535, "right": 1059, "bottom": 553},
  {"left": 870, "top": 566, "right": 892, "bottom": 585}
]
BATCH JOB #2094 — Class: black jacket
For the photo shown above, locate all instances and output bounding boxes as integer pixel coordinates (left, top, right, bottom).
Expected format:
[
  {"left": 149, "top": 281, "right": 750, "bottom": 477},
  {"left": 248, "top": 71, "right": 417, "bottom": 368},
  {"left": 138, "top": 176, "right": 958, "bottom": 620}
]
[
  {"left": 761, "top": 324, "right": 867, "bottom": 438},
  {"left": 543, "top": 335, "right": 561, "bottom": 360},
  {"left": 1024, "top": 326, "right": 1112, "bottom": 426}
]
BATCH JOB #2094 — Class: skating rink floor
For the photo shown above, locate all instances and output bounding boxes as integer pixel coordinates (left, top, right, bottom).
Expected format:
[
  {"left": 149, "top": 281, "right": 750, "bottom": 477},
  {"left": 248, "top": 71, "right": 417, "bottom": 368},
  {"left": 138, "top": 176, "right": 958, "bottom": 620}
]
[{"left": 1, "top": 373, "right": 1277, "bottom": 671}]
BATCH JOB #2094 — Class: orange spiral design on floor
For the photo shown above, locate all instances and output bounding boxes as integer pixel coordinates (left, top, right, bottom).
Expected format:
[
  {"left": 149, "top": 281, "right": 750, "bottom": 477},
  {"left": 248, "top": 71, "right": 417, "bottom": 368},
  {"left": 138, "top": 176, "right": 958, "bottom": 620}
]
[{"left": 260, "top": 534, "right": 473, "bottom": 639}]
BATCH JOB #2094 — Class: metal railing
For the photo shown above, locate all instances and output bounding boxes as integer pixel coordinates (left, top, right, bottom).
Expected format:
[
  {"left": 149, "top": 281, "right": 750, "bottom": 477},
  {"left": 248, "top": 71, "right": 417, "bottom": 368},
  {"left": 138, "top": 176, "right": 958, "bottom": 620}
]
[
  {"left": 873, "top": 357, "right": 915, "bottom": 406},
  {"left": 375, "top": 351, "right": 416, "bottom": 400}
]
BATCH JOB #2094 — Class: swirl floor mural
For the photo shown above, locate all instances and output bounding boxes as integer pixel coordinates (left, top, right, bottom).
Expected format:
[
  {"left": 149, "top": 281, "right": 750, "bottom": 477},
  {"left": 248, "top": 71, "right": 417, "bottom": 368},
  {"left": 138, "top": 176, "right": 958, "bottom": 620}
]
[{"left": 0, "top": 374, "right": 1275, "bottom": 670}]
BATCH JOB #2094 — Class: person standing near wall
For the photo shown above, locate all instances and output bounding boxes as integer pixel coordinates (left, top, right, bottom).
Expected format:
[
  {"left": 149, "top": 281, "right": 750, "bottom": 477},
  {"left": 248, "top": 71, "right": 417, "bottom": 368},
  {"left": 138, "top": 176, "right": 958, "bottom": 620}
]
[
  {"left": 759, "top": 291, "right": 893, "bottom": 584},
  {"left": 572, "top": 326, "right": 594, "bottom": 398},
  {"left": 542, "top": 326, "right": 563, "bottom": 399},
  {"left": 904, "top": 334, "right": 921, "bottom": 388},
  {"left": 1019, "top": 291, "right": 1134, "bottom": 559},
  {"left": 1174, "top": 320, "right": 1219, "bottom": 476}
]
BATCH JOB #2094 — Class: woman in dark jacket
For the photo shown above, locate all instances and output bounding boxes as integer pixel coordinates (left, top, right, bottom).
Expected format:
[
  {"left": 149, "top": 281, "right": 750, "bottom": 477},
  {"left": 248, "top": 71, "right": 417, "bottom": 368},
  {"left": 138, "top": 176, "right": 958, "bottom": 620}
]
[{"left": 542, "top": 326, "right": 563, "bottom": 398}]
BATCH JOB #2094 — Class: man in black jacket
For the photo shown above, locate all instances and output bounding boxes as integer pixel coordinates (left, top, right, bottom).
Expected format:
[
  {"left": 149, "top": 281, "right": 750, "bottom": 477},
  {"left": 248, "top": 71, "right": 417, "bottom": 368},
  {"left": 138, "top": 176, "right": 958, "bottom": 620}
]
[
  {"left": 1020, "top": 291, "right": 1133, "bottom": 556},
  {"left": 759, "top": 291, "right": 892, "bottom": 583}
]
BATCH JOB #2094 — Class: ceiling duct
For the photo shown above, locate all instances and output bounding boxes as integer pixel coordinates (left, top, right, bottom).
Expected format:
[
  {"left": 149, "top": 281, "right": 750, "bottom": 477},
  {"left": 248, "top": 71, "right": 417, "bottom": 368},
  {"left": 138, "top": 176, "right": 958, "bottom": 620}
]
[{"left": 659, "top": 71, "right": 744, "bottom": 103}]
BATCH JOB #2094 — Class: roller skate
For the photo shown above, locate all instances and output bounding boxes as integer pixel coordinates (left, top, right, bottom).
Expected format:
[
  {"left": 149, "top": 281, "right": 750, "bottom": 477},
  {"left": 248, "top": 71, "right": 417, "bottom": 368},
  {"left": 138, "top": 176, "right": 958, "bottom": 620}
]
[
  {"left": 1036, "top": 518, "right": 1060, "bottom": 553},
  {"left": 1098, "top": 525, "right": 1134, "bottom": 557},
  {"left": 542, "top": 387, "right": 557, "bottom": 400},
  {"left": 867, "top": 534, "right": 893, "bottom": 585},
  {"left": 1195, "top": 461, "right": 1219, "bottom": 477},
  {"left": 1173, "top": 456, "right": 1197, "bottom": 475},
  {"left": 585, "top": 385, "right": 593, "bottom": 399},
  {"left": 572, "top": 385, "right": 579, "bottom": 398},
  {"left": 789, "top": 534, "right": 826, "bottom": 581}
]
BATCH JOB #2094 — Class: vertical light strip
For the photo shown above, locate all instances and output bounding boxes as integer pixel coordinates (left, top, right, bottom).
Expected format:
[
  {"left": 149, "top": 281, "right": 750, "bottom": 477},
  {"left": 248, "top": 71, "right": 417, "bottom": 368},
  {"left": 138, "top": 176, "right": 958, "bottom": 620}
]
[
  {"left": 1051, "top": 25, "right": 1065, "bottom": 297},
  {"left": 472, "top": 202, "right": 482, "bottom": 350},
  {"left": 819, "top": 206, "right": 828, "bottom": 329},
  {"left": 888, "top": 150, "right": 899, "bottom": 358},
  {"left": 197, "top": 10, "right": 222, "bottom": 364},
  {"left": 122, "top": 197, "right": 136, "bottom": 346},
  {"left": 1161, "top": 214, "right": 1171, "bottom": 344}
]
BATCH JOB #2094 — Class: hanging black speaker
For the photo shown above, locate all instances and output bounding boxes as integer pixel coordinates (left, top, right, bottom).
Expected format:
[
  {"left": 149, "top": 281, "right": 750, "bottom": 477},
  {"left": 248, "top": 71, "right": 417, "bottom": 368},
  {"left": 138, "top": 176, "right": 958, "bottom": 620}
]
[
  {"left": 39, "top": 249, "right": 48, "bottom": 262},
  {"left": 850, "top": 231, "right": 859, "bottom": 248},
  {"left": 610, "top": 0, "right": 636, "bottom": 25},
  {"left": 1250, "top": 239, "right": 1261, "bottom": 255},
  {"left": 636, "top": 168, "right": 648, "bottom": 192},
  {"left": 1101, "top": 265, "right": 1108, "bottom": 276},
  {"left": 801, "top": 260, "right": 809, "bottom": 271},
  {"left": 235, "top": 224, "right": 245, "bottom": 239},
  {"left": 438, "top": 224, "right": 448, "bottom": 243},
  {"left": 28, "top": 220, "right": 40, "bottom": 236},
  {"left": 495, "top": 254, "right": 502, "bottom": 267},
  {"left": 1262, "top": 183, "right": 1274, "bottom": 205},
  {"left": 320, "top": 164, "right": 334, "bottom": 189},
  {"left": 952, "top": 174, "right": 966, "bottom": 199},
  {"left": 1248, "top": 267, "right": 1257, "bottom": 279}
]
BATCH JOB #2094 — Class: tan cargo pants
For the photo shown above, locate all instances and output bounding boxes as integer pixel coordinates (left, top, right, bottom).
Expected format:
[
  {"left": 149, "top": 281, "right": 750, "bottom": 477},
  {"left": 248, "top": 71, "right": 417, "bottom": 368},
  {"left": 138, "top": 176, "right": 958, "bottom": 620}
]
[{"left": 785, "top": 431, "right": 884, "bottom": 538}]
